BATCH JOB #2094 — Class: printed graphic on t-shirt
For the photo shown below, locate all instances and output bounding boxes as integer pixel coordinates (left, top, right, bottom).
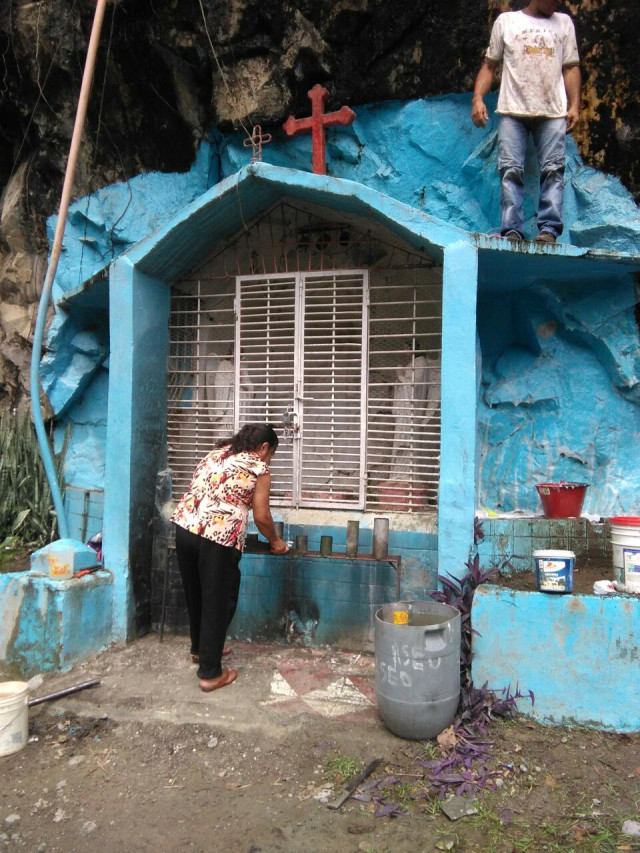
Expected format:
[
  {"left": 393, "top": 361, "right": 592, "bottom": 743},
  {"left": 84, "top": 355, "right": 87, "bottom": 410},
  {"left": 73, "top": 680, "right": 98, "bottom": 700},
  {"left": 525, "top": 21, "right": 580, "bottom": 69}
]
[
  {"left": 519, "top": 26, "right": 560, "bottom": 58},
  {"left": 524, "top": 45, "right": 554, "bottom": 57}
]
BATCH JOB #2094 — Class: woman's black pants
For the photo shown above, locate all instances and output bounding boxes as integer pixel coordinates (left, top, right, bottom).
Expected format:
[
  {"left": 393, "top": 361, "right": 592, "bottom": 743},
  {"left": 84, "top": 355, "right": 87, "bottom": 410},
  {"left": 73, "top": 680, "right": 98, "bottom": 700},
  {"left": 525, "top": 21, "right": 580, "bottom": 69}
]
[{"left": 174, "top": 526, "right": 242, "bottom": 679}]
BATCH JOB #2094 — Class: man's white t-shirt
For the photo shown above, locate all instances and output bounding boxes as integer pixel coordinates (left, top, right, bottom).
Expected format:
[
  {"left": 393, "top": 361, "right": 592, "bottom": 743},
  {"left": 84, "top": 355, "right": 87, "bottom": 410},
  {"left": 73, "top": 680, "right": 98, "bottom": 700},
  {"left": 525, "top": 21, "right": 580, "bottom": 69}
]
[{"left": 486, "top": 11, "right": 579, "bottom": 118}]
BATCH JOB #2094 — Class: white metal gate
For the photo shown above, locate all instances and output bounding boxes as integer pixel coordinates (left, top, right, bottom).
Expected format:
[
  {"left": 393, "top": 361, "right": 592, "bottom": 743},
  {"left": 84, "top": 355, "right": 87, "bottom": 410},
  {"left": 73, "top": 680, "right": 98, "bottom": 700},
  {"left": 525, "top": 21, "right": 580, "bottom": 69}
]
[{"left": 236, "top": 271, "right": 368, "bottom": 508}]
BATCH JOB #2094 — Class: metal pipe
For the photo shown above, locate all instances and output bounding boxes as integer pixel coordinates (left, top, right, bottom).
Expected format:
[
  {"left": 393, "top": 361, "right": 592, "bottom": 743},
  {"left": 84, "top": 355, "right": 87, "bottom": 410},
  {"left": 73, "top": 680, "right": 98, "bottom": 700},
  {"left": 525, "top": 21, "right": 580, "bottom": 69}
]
[
  {"left": 372, "top": 517, "right": 389, "bottom": 560},
  {"left": 346, "top": 520, "right": 359, "bottom": 557},
  {"left": 295, "top": 535, "right": 308, "bottom": 552},
  {"left": 320, "top": 535, "right": 333, "bottom": 557},
  {"left": 29, "top": 0, "right": 109, "bottom": 540},
  {"left": 28, "top": 679, "right": 101, "bottom": 707}
]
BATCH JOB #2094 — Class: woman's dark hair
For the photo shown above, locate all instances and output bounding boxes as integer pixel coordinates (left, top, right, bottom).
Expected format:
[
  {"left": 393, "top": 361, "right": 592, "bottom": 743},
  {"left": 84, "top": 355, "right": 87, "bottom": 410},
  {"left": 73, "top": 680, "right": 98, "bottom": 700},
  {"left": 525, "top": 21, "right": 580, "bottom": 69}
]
[{"left": 216, "top": 423, "right": 279, "bottom": 453}]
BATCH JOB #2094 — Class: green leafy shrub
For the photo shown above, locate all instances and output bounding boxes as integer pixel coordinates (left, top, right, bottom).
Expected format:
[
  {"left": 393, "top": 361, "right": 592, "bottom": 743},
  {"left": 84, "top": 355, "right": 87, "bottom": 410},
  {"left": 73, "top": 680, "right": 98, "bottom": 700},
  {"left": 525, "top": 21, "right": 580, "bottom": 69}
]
[{"left": 0, "top": 410, "right": 67, "bottom": 547}]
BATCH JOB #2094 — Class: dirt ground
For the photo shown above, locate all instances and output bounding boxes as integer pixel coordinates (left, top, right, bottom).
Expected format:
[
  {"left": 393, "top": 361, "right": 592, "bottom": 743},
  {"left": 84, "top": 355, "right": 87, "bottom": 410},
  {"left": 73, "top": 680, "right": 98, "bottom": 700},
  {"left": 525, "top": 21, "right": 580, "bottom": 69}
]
[
  {"left": 1, "top": 636, "right": 638, "bottom": 853},
  {"left": 490, "top": 561, "right": 617, "bottom": 595}
]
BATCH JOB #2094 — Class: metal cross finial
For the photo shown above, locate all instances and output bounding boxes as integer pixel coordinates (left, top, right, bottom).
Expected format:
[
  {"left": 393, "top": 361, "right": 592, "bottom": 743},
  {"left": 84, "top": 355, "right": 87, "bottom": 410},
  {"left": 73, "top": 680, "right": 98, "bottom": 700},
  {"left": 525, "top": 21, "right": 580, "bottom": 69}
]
[{"left": 243, "top": 125, "right": 272, "bottom": 162}]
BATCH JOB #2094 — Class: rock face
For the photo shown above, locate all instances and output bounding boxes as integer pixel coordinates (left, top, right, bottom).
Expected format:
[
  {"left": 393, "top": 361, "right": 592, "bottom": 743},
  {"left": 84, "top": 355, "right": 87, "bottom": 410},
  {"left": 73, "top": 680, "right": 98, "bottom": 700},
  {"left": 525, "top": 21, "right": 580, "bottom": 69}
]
[{"left": 0, "top": 0, "right": 638, "bottom": 410}]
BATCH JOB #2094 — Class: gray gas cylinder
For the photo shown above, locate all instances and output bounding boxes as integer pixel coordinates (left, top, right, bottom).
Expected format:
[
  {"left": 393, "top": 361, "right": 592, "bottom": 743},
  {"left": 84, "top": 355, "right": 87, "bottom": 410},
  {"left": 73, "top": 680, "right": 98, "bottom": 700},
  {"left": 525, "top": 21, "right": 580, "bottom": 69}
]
[{"left": 375, "top": 600, "right": 461, "bottom": 740}]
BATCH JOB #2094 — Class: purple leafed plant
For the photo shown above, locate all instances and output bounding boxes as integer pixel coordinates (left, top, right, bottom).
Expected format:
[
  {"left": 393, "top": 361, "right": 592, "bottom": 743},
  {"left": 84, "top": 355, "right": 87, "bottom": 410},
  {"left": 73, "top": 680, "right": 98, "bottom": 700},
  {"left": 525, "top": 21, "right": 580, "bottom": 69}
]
[
  {"left": 424, "top": 519, "right": 534, "bottom": 795},
  {"left": 369, "top": 520, "right": 535, "bottom": 816},
  {"left": 429, "top": 518, "right": 527, "bottom": 697},
  {"left": 429, "top": 549, "right": 498, "bottom": 694}
]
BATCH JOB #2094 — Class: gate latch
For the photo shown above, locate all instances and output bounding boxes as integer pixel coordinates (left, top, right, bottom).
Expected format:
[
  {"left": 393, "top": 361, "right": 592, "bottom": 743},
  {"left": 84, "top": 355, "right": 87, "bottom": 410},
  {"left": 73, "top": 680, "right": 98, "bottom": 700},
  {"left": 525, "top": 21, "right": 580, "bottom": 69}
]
[{"left": 281, "top": 405, "right": 299, "bottom": 438}]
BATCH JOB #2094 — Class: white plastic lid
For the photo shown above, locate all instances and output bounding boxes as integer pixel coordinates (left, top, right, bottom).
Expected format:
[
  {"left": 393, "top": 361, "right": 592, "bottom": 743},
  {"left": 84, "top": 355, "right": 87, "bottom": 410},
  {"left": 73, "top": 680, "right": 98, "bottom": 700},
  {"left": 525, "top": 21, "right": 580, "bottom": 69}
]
[{"left": 532, "top": 550, "right": 575, "bottom": 558}]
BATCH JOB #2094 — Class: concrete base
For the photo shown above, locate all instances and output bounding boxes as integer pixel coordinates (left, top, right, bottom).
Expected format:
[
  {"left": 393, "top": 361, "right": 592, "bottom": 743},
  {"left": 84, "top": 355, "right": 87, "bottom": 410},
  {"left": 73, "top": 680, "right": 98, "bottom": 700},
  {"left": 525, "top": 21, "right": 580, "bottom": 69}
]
[
  {"left": 472, "top": 585, "right": 640, "bottom": 732},
  {"left": 0, "top": 570, "right": 114, "bottom": 678}
]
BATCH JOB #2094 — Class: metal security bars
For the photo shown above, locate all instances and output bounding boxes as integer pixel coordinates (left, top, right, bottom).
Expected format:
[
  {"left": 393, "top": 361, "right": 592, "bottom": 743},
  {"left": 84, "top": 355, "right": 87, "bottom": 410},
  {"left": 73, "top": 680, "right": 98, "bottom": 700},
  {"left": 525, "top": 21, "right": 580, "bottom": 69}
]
[
  {"left": 236, "top": 274, "right": 296, "bottom": 502},
  {"left": 167, "top": 282, "right": 236, "bottom": 497},
  {"left": 366, "top": 270, "right": 441, "bottom": 510},
  {"left": 168, "top": 272, "right": 369, "bottom": 507},
  {"left": 298, "top": 272, "right": 368, "bottom": 507},
  {"left": 167, "top": 204, "right": 441, "bottom": 512}
]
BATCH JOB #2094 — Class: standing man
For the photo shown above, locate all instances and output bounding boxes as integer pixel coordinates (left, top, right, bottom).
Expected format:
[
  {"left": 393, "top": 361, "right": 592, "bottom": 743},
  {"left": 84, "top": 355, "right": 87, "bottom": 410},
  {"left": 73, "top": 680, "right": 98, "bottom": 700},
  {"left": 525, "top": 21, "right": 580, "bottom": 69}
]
[{"left": 471, "top": 0, "right": 581, "bottom": 244}]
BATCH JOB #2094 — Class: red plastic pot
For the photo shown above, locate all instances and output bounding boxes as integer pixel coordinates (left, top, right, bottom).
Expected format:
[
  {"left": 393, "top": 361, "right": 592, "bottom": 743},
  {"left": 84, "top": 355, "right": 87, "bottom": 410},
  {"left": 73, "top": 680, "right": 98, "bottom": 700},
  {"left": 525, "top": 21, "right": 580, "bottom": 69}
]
[{"left": 536, "top": 482, "right": 588, "bottom": 518}]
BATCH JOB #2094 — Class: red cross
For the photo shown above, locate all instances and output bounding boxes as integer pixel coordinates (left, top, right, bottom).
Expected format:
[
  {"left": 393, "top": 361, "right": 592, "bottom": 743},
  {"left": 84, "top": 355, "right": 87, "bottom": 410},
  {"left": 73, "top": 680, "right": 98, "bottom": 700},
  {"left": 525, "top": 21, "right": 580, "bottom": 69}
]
[{"left": 282, "top": 84, "right": 356, "bottom": 175}]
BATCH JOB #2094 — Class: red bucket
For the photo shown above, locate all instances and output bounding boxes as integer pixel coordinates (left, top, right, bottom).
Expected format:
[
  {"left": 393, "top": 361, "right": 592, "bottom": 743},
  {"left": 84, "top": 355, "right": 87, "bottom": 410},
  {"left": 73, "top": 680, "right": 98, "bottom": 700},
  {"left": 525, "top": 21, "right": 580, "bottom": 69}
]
[{"left": 536, "top": 482, "right": 588, "bottom": 518}]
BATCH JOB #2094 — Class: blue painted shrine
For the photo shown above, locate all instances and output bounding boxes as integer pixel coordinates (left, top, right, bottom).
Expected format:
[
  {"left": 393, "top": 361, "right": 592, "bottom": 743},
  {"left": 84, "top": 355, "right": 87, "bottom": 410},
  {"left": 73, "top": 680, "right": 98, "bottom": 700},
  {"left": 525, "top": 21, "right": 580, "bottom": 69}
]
[{"left": 4, "top": 93, "right": 640, "bottom": 729}]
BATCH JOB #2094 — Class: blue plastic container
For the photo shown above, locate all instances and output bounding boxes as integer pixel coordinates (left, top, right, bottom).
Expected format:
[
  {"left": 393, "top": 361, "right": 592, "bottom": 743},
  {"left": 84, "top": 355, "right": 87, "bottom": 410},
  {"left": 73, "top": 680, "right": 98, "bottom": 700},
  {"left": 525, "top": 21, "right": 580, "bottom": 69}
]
[{"left": 533, "top": 550, "right": 575, "bottom": 593}]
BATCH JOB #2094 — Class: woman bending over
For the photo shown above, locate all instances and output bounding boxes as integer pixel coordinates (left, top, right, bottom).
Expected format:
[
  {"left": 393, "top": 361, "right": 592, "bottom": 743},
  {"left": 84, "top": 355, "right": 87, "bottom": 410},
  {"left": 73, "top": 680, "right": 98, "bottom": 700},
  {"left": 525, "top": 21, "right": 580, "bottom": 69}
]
[{"left": 172, "top": 423, "right": 288, "bottom": 692}]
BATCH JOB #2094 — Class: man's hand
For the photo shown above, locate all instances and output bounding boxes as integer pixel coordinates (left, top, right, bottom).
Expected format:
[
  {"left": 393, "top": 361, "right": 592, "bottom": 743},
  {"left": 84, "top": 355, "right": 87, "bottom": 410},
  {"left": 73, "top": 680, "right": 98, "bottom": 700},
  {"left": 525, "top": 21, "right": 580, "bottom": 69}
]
[
  {"left": 565, "top": 104, "right": 579, "bottom": 134},
  {"left": 471, "top": 61, "right": 497, "bottom": 128},
  {"left": 563, "top": 64, "right": 581, "bottom": 134},
  {"left": 471, "top": 98, "right": 489, "bottom": 128}
]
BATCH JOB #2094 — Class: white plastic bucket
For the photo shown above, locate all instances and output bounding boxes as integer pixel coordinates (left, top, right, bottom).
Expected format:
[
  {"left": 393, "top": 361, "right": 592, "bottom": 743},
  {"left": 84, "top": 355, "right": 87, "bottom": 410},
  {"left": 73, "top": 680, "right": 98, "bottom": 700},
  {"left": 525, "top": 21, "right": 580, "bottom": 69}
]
[
  {"left": 533, "top": 550, "right": 575, "bottom": 593},
  {"left": 610, "top": 517, "right": 640, "bottom": 592},
  {"left": 0, "top": 682, "right": 29, "bottom": 757}
]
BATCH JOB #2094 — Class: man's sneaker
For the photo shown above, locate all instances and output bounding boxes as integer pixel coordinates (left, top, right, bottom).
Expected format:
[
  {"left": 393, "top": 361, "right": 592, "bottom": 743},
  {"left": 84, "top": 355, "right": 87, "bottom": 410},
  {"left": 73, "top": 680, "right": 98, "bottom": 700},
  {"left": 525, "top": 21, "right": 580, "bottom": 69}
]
[
  {"left": 503, "top": 230, "right": 522, "bottom": 242},
  {"left": 534, "top": 231, "right": 556, "bottom": 244}
]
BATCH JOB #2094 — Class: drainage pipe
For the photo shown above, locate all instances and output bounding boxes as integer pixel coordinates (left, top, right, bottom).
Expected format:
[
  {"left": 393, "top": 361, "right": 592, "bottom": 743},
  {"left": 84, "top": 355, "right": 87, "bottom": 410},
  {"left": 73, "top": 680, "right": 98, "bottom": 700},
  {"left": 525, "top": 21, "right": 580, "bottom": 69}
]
[
  {"left": 28, "top": 679, "right": 101, "bottom": 708},
  {"left": 29, "top": 0, "right": 109, "bottom": 541}
]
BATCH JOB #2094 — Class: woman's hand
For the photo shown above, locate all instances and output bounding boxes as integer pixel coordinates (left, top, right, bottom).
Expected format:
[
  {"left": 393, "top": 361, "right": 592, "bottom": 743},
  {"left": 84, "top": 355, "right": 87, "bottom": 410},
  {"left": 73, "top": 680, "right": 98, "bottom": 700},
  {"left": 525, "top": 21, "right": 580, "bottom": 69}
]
[{"left": 270, "top": 537, "right": 289, "bottom": 555}]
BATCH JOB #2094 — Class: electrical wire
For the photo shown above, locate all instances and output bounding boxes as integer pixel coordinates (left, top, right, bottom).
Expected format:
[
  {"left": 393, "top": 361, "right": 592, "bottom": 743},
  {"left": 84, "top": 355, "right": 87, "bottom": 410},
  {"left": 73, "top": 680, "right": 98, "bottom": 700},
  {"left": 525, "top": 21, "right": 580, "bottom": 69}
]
[
  {"left": 30, "top": 0, "right": 109, "bottom": 541},
  {"left": 196, "top": 0, "right": 254, "bottom": 140}
]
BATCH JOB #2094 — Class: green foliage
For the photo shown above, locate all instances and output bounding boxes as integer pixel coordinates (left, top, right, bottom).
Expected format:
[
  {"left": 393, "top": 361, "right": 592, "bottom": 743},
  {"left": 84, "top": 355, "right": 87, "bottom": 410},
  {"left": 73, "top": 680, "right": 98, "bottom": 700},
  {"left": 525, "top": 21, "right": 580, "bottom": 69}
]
[
  {"left": 0, "top": 535, "right": 21, "bottom": 571},
  {"left": 0, "top": 410, "right": 67, "bottom": 547},
  {"left": 324, "top": 754, "right": 361, "bottom": 786}
]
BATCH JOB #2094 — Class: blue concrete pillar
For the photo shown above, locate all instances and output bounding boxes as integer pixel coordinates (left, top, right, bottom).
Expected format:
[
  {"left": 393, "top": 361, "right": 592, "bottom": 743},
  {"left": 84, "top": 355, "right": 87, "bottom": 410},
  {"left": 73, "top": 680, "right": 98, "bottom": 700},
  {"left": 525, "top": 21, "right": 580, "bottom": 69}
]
[
  {"left": 104, "top": 257, "right": 170, "bottom": 640},
  {"left": 438, "top": 240, "right": 478, "bottom": 580}
]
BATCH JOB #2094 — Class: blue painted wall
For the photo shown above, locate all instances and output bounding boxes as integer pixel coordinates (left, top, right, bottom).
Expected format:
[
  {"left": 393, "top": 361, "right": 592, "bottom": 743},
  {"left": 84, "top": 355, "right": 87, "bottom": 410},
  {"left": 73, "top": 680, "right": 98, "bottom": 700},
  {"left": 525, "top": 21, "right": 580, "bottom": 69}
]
[
  {"left": 220, "top": 94, "right": 640, "bottom": 253},
  {"left": 472, "top": 585, "right": 640, "bottom": 731},
  {"left": 476, "top": 275, "right": 640, "bottom": 516},
  {"left": 64, "top": 487, "right": 104, "bottom": 544},
  {"left": 233, "top": 554, "right": 397, "bottom": 649},
  {"left": 0, "top": 571, "right": 113, "bottom": 677},
  {"left": 476, "top": 517, "right": 611, "bottom": 578},
  {"left": 440, "top": 242, "right": 479, "bottom": 574}
]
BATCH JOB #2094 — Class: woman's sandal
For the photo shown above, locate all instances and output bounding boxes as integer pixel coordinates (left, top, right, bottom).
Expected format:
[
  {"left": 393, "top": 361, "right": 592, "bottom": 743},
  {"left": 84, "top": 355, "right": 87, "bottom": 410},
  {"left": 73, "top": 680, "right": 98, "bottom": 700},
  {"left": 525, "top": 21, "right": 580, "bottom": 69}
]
[
  {"left": 198, "top": 668, "right": 238, "bottom": 692},
  {"left": 191, "top": 647, "right": 231, "bottom": 664}
]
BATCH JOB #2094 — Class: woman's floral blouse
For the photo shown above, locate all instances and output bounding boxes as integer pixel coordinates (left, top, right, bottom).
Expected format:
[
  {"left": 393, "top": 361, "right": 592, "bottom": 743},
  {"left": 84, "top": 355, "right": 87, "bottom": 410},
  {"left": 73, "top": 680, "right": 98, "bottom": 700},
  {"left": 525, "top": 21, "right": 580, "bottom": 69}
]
[{"left": 171, "top": 446, "right": 268, "bottom": 551}]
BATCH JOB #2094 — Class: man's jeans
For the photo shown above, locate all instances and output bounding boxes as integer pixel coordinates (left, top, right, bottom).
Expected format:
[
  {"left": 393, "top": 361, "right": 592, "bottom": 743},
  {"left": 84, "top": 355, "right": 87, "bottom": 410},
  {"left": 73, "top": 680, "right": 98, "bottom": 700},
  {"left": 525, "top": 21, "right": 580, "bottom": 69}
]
[{"left": 498, "top": 115, "right": 567, "bottom": 238}]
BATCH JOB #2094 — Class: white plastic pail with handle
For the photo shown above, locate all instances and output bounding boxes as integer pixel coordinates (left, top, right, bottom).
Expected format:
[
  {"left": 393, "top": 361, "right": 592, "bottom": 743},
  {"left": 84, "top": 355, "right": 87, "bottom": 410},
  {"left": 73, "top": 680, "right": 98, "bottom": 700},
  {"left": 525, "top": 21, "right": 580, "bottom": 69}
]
[
  {"left": 0, "top": 682, "right": 29, "bottom": 757},
  {"left": 610, "top": 517, "right": 640, "bottom": 592}
]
